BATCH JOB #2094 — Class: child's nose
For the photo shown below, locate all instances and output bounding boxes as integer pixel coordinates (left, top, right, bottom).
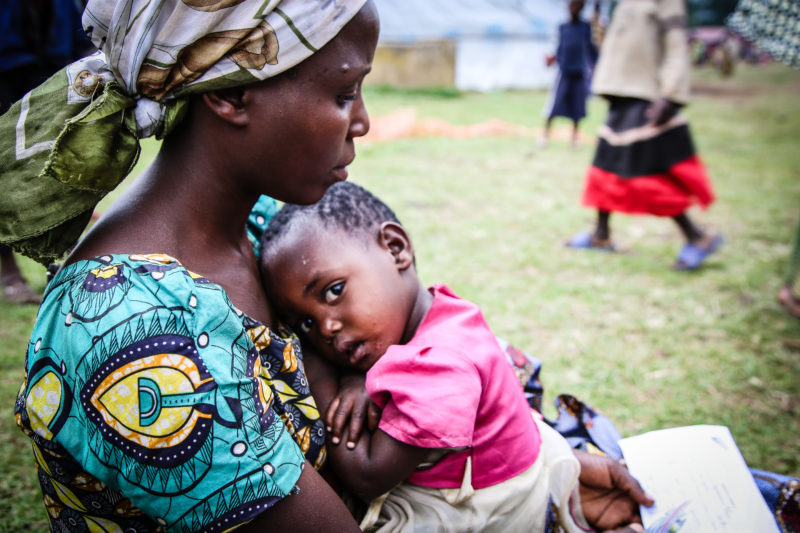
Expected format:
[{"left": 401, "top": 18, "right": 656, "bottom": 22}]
[{"left": 320, "top": 316, "right": 342, "bottom": 337}]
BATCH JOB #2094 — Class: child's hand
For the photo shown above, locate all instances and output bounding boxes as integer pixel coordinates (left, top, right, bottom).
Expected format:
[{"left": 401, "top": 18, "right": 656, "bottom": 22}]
[
  {"left": 574, "top": 449, "right": 654, "bottom": 532},
  {"left": 325, "top": 373, "right": 381, "bottom": 449},
  {"left": 645, "top": 97, "right": 679, "bottom": 126}
]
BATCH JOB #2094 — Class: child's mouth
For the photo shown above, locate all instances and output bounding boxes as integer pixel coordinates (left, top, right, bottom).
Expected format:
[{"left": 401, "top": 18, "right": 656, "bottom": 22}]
[{"left": 347, "top": 341, "right": 367, "bottom": 367}]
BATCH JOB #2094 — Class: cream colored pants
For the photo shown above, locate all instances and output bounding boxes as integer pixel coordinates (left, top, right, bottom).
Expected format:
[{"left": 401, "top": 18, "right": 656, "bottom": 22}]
[{"left": 360, "top": 415, "right": 590, "bottom": 533}]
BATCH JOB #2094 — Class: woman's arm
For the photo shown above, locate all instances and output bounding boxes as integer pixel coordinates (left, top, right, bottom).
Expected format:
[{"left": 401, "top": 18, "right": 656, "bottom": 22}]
[
  {"left": 327, "top": 425, "right": 430, "bottom": 502},
  {"left": 238, "top": 464, "right": 361, "bottom": 532}
]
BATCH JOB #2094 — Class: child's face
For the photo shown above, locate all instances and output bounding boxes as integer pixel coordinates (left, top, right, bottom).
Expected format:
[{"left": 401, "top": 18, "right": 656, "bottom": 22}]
[
  {"left": 262, "top": 223, "right": 418, "bottom": 372},
  {"left": 569, "top": 0, "right": 584, "bottom": 18}
]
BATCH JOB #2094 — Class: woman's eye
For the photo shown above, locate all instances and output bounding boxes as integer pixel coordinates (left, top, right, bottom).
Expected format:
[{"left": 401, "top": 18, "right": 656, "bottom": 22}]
[
  {"left": 337, "top": 84, "right": 359, "bottom": 106},
  {"left": 299, "top": 317, "right": 313, "bottom": 334},
  {"left": 324, "top": 282, "right": 344, "bottom": 303},
  {"left": 338, "top": 93, "right": 356, "bottom": 106}
]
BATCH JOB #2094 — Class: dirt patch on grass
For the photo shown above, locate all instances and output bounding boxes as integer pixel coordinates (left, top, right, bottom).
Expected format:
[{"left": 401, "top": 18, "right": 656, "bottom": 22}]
[
  {"left": 364, "top": 107, "right": 536, "bottom": 142},
  {"left": 691, "top": 83, "right": 762, "bottom": 99}
]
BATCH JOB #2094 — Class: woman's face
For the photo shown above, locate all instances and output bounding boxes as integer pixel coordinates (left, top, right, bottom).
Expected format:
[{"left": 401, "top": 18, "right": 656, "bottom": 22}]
[{"left": 243, "top": 2, "right": 380, "bottom": 205}]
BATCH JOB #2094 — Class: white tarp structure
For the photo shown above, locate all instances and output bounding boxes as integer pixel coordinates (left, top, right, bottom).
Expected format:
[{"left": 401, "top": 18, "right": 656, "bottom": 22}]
[{"left": 372, "top": 0, "right": 585, "bottom": 91}]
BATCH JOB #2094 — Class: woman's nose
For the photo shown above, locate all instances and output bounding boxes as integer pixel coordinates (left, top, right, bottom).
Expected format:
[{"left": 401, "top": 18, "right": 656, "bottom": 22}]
[{"left": 348, "top": 94, "right": 370, "bottom": 139}]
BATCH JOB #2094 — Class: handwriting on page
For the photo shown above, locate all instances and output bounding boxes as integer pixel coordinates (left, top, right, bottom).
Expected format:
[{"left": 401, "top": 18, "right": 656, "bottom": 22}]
[{"left": 618, "top": 425, "right": 779, "bottom": 533}]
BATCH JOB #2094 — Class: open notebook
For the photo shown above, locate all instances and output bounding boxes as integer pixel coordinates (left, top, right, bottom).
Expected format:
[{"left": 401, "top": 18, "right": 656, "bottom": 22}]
[{"left": 618, "top": 425, "right": 779, "bottom": 533}]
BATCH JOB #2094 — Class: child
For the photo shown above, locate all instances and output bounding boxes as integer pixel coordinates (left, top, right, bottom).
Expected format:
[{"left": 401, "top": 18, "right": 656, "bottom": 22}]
[
  {"left": 541, "top": 0, "right": 598, "bottom": 149},
  {"left": 259, "top": 182, "right": 651, "bottom": 532}
]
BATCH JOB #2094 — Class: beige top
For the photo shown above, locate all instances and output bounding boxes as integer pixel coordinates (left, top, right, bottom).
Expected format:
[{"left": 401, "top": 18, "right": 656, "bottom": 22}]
[{"left": 591, "top": 0, "right": 691, "bottom": 104}]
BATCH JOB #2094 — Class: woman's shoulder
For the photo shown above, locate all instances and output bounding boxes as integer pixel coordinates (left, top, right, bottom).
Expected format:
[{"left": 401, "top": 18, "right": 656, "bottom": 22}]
[
  {"left": 36, "top": 253, "right": 246, "bottom": 355},
  {"left": 21, "top": 252, "right": 307, "bottom": 530},
  {"left": 52, "top": 253, "right": 231, "bottom": 308}
]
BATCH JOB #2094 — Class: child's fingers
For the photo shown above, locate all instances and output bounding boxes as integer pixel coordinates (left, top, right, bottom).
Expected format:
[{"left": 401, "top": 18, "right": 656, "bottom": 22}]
[
  {"left": 346, "top": 403, "right": 367, "bottom": 449},
  {"left": 325, "top": 396, "right": 344, "bottom": 444}
]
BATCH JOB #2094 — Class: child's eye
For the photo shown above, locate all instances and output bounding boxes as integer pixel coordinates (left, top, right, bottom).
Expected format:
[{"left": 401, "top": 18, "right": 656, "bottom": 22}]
[
  {"left": 324, "top": 282, "right": 344, "bottom": 303},
  {"left": 299, "top": 317, "right": 313, "bottom": 334}
]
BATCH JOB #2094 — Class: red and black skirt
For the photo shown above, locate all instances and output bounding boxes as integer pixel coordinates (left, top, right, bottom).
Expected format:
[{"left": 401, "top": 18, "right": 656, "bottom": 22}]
[{"left": 582, "top": 97, "right": 715, "bottom": 217}]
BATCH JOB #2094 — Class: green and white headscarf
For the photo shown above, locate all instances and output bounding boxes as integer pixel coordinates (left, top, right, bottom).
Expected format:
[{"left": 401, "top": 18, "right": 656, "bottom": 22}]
[{"left": 0, "top": 0, "right": 367, "bottom": 265}]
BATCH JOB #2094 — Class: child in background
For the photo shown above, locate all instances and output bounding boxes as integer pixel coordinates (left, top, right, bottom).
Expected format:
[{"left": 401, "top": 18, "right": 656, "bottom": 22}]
[
  {"left": 259, "top": 181, "right": 652, "bottom": 532},
  {"left": 541, "top": 0, "right": 598, "bottom": 149}
]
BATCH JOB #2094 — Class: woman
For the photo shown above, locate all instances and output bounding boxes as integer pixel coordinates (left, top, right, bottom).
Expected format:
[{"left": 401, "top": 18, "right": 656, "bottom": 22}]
[
  {"left": 2, "top": 1, "right": 657, "bottom": 531},
  {"left": 566, "top": 0, "right": 722, "bottom": 270},
  {"left": 4, "top": 0, "right": 378, "bottom": 530}
]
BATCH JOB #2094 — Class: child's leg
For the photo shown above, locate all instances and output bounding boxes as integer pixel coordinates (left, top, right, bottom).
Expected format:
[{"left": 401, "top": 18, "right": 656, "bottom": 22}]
[
  {"left": 672, "top": 212, "right": 724, "bottom": 270},
  {"left": 672, "top": 213, "right": 704, "bottom": 244},
  {"left": 594, "top": 210, "right": 611, "bottom": 241},
  {"left": 540, "top": 117, "right": 553, "bottom": 147},
  {"left": 571, "top": 119, "right": 580, "bottom": 148}
]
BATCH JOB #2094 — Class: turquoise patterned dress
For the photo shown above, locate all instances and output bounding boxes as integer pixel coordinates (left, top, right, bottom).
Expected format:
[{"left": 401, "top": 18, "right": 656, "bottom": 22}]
[{"left": 15, "top": 252, "right": 326, "bottom": 532}]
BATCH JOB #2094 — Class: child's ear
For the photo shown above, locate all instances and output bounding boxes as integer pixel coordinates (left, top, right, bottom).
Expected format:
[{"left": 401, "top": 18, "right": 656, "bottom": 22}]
[
  {"left": 379, "top": 222, "right": 414, "bottom": 270},
  {"left": 201, "top": 87, "right": 249, "bottom": 127}
]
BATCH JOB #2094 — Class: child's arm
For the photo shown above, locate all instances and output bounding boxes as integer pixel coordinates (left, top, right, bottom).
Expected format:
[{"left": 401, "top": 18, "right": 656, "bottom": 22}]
[
  {"left": 303, "top": 348, "right": 429, "bottom": 501},
  {"left": 326, "top": 424, "right": 431, "bottom": 502}
]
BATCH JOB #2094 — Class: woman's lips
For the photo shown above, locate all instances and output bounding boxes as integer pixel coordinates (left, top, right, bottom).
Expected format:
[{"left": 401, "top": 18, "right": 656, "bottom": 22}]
[{"left": 331, "top": 165, "right": 349, "bottom": 182}]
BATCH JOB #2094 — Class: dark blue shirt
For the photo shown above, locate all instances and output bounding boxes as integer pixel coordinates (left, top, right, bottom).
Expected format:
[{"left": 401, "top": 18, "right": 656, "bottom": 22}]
[
  {"left": 556, "top": 19, "right": 598, "bottom": 77},
  {"left": 0, "top": 0, "right": 90, "bottom": 73}
]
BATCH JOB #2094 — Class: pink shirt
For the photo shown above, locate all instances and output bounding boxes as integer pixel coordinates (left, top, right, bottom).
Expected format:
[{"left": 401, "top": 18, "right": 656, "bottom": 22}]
[{"left": 366, "top": 285, "right": 541, "bottom": 489}]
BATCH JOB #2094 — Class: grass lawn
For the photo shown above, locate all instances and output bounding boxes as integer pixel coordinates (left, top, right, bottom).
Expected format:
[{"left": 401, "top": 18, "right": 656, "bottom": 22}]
[{"left": 1, "top": 63, "right": 798, "bottom": 529}]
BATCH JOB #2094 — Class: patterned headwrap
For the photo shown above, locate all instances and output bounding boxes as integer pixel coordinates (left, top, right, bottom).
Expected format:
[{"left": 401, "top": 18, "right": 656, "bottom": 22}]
[{"left": 0, "top": 0, "right": 368, "bottom": 265}]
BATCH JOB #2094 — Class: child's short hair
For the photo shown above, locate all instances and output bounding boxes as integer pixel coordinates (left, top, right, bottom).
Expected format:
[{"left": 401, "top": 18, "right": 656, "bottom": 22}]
[{"left": 260, "top": 181, "right": 401, "bottom": 252}]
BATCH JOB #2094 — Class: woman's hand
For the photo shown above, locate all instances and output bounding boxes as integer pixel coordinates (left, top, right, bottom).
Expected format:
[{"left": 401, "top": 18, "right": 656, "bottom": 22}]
[
  {"left": 325, "top": 372, "right": 381, "bottom": 448},
  {"left": 574, "top": 449, "right": 654, "bottom": 532}
]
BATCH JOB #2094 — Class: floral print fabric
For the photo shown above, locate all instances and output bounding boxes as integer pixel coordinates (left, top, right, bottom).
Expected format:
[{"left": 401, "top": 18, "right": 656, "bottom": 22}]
[{"left": 16, "top": 253, "right": 325, "bottom": 531}]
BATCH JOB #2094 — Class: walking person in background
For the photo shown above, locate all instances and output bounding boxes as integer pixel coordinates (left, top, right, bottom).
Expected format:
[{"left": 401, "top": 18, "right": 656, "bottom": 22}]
[
  {"left": 541, "top": 0, "right": 598, "bottom": 149},
  {"left": 566, "top": 0, "right": 723, "bottom": 271}
]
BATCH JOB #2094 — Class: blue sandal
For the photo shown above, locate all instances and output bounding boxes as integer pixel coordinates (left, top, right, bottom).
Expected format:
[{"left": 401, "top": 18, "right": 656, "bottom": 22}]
[
  {"left": 674, "top": 234, "right": 724, "bottom": 271},
  {"left": 565, "top": 231, "right": 617, "bottom": 252}
]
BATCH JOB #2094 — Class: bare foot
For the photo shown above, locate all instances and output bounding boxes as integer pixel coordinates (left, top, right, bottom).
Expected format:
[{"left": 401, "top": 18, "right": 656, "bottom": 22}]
[
  {"left": 777, "top": 284, "right": 800, "bottom": 320},
  {"left": 1, "top": 274, "right": 41, "bottom": 305}
]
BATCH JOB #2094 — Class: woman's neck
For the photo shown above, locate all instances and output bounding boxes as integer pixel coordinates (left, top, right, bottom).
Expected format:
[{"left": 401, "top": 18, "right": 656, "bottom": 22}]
[{"left": 68, "top": 136, "right": 275, "bottom": 324}]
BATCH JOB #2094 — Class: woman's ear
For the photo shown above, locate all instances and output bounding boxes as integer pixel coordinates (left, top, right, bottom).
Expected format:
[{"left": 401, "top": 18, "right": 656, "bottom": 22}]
[
  {"left": 379, "top": 222, "right": 414, "bottom": 270},
  {"left": 201, "top": 87, "right": 249, "bottom": 127}
]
